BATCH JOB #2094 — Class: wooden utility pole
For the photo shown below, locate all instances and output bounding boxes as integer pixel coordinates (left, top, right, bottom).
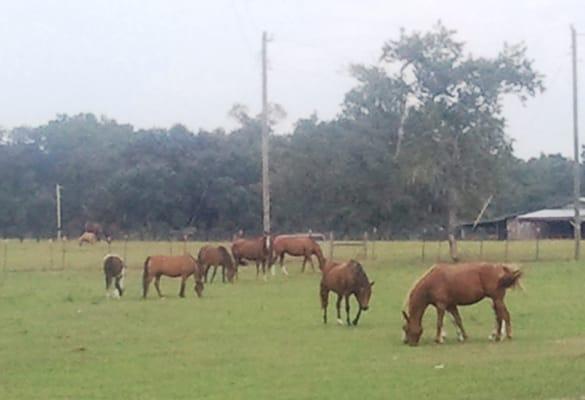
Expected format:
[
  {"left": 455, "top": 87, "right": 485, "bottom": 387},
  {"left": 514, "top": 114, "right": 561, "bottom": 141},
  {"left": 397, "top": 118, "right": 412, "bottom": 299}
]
[
  {"left": 571, "top": 25, "right": 581, "bottom": 260},
  {"left": 261, "top": 31, "right": 271, "bottom": 235},
  {"left": 56, "top": 184, "right": 62, "bottom": 240}
]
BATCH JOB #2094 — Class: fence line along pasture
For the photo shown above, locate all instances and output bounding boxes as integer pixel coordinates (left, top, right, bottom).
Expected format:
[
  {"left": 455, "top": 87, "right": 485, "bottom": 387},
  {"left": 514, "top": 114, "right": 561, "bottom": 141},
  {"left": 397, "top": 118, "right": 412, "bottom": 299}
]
[{"left": 0, "top": 237, "right": 581, "bottom": 274}]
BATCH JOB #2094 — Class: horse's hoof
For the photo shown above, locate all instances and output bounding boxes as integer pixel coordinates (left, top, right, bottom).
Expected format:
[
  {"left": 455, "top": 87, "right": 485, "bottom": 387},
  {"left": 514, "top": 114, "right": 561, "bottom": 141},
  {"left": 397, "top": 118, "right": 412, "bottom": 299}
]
[
  {"left": 336, "top": 319, "right": 344, "bottom": 326},
  {"left": 435, "top": 338, "right": 444, "bottom": 344}
]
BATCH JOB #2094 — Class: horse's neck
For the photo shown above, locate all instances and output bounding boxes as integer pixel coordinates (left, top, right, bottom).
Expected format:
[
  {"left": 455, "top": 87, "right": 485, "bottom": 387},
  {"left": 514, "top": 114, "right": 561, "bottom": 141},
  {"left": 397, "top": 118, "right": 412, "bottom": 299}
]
[{"left": 408, "top": 286, "right": 429, "bottom": 327}]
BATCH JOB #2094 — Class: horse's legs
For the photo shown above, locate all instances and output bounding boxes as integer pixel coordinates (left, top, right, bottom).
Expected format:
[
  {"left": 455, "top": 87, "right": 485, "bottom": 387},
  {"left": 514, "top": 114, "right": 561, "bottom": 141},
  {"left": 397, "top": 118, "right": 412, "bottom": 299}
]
[
  {"left": 203, "top": 264, "right": 210, "bottom": 283},
  {"left": 255, "top": 261, "right": 260, "bottom": 279},
  {"left": 142, "top": 274, "right": 153, "bottom": 299},
  {"left": 179, "top": 275, "right": 187, "bottom": 298},
  {"left": 210, "top": 265, "right": 219, "bottom": 284},
  {"left": 491, "top": 299, "right": 511, "bottom": 340},
  {"left": 320, "top": 284, "right": 329, "bottom": 324},
  {"left": 301, "top": 256, "right": 308, "bottom": 273},
  {"left": 114, "top": 275, "right": 124, "bottom": 297},
  {"left": 335, "top": 294, "right": 343, "bottom": 325},
  {"left": 352, "top": 295, "right": 362, "bottom": 326},
  {"left": 279, "top": 253, "right": 288, "bottom": 276},
  {"left": 105, "top": 275, "right": 112, "bottom": 298},
  {"left": 490, "top": 299, "right": 505, "bottom": 341},
  {"left": 435, "top": 305, "right": 446, "bottom": 344},
  {"left": 154, "top": 275, "right": 163, "bottom": 298},
  {"left": 261, "top": 260, "right": 268, "bottom": 282},
  {"left": 447, "top": 306, "right": 467, "bottom": 341},
  {"left": 344, "top": 295, "right": 351, "bottom": 326},
  {"left": 308, "top": 253, "right": 315, "bottom": 272},
  {"left": 221, "top": 265, "right": 225, "bottom": 283}
]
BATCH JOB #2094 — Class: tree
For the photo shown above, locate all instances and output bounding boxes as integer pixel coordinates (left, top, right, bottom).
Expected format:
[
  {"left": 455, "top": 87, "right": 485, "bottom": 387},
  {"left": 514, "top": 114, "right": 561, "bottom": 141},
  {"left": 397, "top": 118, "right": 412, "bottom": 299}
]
[{"left": 376, "top": 22, "right": 544, "bottom": 259}]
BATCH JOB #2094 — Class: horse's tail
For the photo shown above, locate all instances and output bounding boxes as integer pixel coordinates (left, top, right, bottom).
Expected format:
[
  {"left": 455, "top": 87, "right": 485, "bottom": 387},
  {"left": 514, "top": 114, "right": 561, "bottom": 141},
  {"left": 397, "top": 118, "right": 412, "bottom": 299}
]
[
  {"left": 142, "top": 256, "right": 151, "bottom": 296},
  {"left": 498, "top": 267, "right": 522, "bottom": 290}
]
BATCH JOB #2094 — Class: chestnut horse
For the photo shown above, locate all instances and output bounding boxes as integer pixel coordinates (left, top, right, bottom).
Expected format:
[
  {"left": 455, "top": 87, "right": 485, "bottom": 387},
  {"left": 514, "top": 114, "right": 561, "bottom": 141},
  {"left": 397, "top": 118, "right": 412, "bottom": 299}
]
[
  {"left": 402, "top": 262, "right": 522, "bottom": 346},
  {"left": 142, "top": 254, "right": 204, "bottom": 298},
  {"left": 231, "top": 236, "right": 271, "bottom": 279},
  {"left": 320, "top": 259, "right": 374, "bottom": 326},
  {"left": 103, "top": 254, "right": 126, "bottom": 298},
  {"left": 78, "top": 232, "right": 97, "bottom": 246},
  {"left": 198, "top": 245, "right": 236, "bottom": 283},
  {"left": 271, "top": 235, "right": 325, "bottom": 275}
]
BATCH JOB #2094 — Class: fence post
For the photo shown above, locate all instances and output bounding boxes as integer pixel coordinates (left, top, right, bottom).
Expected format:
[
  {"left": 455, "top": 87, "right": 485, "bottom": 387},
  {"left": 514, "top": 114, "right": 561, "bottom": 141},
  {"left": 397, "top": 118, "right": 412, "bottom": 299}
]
[
  {"left": 49, "top": 239, "right": 54, "bottom": 270},
  {"left": 371, "top": 227, "right": 377, "bottom": 260},
  {"left": 183, "top": 235, "right": 188, "bottom": 254},
  {"left": 169, "top": 239, "right": 173, "bottom": 255},
  {"left": 504, "top": 238, "right": 509, "bottom": 262},
  {"left": 535, "top": 228, "right": 541, "bottom": 261},
  {"left": 363, "top": 232, "right": 368, "bottom": 259},
  {"left": 422, "top": 239, "right": 426, "bottom": 262},
  {"left": 61, "top": 238, "right": 66, "bottom": 270},
  {"left": 329, "top": 232, "right": 334, "bottom": 261},
  {"left": 479, "top": 237, "right": 484, "bottom": 260},
  {"left": 123, "top": 235, "right": 128, "bottom": 261},
  {"left": 3, "top": 239, "right": 7, "bottom": 272},
  {"left": 437, "top": 241, "right": 442, "bottom": 262}
]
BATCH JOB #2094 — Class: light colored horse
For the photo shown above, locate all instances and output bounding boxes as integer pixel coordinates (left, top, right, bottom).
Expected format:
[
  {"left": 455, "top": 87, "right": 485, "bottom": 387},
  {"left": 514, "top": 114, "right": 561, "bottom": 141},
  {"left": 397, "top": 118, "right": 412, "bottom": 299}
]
[{"left": 78, "top": 232, "right": 97, "bottom": 246}]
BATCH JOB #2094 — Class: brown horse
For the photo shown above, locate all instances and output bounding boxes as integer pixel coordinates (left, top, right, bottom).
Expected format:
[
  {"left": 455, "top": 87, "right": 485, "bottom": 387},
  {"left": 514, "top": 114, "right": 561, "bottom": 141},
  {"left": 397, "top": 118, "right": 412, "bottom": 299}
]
[
  {"left": 85, "top": 222, "right": 104, "bottom": 241},
  {"left": 402, "top": 262, "right": 522, "bottom": 346},
  {"left": 198, "top": 245, "right": 236, "bottom": 283},
  {"left": 271, "top": 235, "right": 325, "bottom": 275},
  {"left": 142, "top": 254, "right": 204, "bottom": 298},
  {"left": 231, "top": 236, "right": 271, "bottom": 279},
  {"left": 78, "top": 232, "right": 97, "bottom": 246},
  {"left": 320, "top": 259, "right": 374, "bottom": 326},
  {"left": 103, "top": 254, "right": 126, "bottom": 298}
]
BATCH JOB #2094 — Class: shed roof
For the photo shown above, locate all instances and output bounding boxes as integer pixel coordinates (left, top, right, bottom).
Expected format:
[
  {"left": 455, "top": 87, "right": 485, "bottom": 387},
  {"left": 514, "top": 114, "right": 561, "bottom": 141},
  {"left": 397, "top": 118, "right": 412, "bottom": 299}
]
[{"left": 517, "top": 209, "right": 585, "bottom": 221}]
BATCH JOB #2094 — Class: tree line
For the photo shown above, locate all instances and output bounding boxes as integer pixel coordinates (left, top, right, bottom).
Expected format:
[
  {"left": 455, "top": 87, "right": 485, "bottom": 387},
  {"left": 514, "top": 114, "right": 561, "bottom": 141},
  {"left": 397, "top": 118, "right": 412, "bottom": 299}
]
[{"left": 0, "top": 23, "right": 575, "bottom": 241}]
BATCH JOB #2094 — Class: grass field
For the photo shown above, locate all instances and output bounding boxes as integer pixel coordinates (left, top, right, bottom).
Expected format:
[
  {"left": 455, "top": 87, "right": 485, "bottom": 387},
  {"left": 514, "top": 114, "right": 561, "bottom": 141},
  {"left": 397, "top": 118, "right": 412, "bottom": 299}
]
[{"left": 1, "top": 240, "right": 584, "bottom": 399}]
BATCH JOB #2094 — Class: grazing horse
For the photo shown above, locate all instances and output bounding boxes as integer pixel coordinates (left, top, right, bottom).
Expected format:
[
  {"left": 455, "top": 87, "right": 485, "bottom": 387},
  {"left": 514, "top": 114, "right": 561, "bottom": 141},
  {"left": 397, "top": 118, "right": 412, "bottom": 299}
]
[
  {"left": 401, "top": 262, "right": 522, "bottom": 346},
  {"left": 320, "top": 259, "right": 374, "bottom": 326},
  {"left": 103, "top": 254, "right": 126, "bottom": 298},
  {"left": 142, "top": 254, "right": 204, "bottom": 298},
  {"left": 231, "top": 236, "right": 271, "bottom": 279},
  {"left": 78, "top": 232, "right": 97, "bottom": 246},
  {"left": 84, "top": 222, "right": 104, "bottom": 241},
  {"left": 198, "top": 245, "right": 236, "bottom": 283},
  {"left": 271, "top": 235, "right": 325, "bottom": 275}
]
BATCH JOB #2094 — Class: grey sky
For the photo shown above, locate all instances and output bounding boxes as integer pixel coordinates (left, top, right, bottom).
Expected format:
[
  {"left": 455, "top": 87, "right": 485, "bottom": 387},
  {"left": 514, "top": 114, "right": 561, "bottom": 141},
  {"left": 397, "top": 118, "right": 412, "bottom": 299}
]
[{"left": 0, "top": 0, "right": 583, "bottom": 159}]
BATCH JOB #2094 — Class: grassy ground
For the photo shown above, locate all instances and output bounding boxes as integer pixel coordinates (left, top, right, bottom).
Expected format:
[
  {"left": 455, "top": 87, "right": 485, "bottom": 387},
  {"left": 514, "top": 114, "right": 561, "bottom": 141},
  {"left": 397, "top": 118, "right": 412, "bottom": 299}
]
[{"left": 1, "top": 240, "right": 584, "bottom": 399}]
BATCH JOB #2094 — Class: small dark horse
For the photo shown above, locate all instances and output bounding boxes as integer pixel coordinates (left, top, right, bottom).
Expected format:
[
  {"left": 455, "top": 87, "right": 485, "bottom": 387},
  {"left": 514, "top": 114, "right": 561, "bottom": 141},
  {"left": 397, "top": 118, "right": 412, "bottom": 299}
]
[
  {"left": 103, "top": 254, "right": 126, "bottom": 298},
  {"left": 271, "top": 235, "right": 326, "bottom": 275},
  {"left": 198, "top": 245, "right": 236, "bottom": 283},
  {"left": 320, "top": 259, "right": 374, "bottom": 326},
  {"left": 402, "top": 262, "right": 522, "bottom": 346},
  {"left": 142, "top": 254, "right": 204, "bottom": 298},
  {"left": 231, "top": 235, "right": 271, "bottom": 279}
]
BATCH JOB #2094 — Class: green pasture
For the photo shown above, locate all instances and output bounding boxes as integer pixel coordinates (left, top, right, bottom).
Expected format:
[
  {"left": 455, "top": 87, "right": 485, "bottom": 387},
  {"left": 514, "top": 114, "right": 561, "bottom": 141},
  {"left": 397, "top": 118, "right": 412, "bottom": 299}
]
[{"left": 1, "top": 240, "right": 584, "bottom": 399}]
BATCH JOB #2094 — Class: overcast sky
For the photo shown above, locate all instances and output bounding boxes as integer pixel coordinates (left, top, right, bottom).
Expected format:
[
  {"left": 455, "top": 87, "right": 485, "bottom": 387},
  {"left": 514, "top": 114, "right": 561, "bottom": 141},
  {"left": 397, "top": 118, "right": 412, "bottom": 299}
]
[{"left": 0, "top": 0, "right": 583, "bottom": 159}]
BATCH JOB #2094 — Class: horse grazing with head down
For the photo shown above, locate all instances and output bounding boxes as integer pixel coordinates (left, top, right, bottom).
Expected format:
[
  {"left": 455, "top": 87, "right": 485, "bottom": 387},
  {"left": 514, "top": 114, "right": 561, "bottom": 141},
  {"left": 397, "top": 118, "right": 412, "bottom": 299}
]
[
  {"left": 78, "top": 232, "right": 97, "bottom": 246},
  {"left": 231, "top": 235, "right": 271, "bottom": 279},
  {"left": 103, "top": 254, "right": 126, "bottom": 298},
  {"left": 402, "top": 262, "right": 522, "bottom": 346},
  {"left": 271, "top": 235, "right": 325, "bottom": 275},
  {"left": 320, "top": 259, "right": 374, "bottom": 326},
  {"left": 198, "top": 245, "right": 236, "bottom": 283},
  {"left": 142, "top": 254, "right": 204, "bottom": 299}
]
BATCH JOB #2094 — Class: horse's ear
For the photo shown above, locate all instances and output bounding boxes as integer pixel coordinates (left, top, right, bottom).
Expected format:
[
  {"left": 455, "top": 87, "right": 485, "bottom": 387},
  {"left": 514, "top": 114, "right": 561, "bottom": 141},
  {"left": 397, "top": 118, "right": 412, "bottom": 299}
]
[
  {"left": 370, "top": 281, "right": 375, "bottom": 287},
  {"left": 402, "top": 311, "right": 409, "bottom": 322}
]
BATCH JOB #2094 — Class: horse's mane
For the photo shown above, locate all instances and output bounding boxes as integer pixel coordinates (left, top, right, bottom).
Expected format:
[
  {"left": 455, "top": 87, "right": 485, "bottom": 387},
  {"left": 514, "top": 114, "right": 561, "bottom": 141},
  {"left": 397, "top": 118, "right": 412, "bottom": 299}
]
[
  {"left": 347, "top": 260, "right": 369, "bottom": 287},
  {"left": 217, "top": 245, "right": 234, "bottom": 268},
  {"left": 402, "top": 264, "right": 438, "bottom": 312}
]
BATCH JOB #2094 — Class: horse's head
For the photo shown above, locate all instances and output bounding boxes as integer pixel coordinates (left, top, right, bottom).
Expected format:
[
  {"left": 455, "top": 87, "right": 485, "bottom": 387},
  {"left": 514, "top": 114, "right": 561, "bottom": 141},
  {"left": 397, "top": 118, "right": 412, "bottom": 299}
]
[
  {"left": 356, "top": 281, "right": 374, "bottom": 311},
  {"left": 402, "top": 311, "right": 423, "bottom": 346},
  {"left": 195, "top": 280, "right": 204, "bottom": 298}
]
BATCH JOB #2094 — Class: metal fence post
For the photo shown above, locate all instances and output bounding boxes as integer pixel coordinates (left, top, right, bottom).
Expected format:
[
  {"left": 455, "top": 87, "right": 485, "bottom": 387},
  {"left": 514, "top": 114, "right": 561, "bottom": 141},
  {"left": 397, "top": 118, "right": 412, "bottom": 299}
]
[{"left": 328, "top": 232, "right": 334, "bottom": 261}]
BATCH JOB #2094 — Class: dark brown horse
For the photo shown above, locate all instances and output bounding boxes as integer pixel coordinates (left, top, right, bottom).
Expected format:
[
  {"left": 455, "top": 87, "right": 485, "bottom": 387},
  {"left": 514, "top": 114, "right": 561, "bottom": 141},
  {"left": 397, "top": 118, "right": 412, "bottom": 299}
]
[
  {"left": 402, "top": 262, "right": 522, "bottom": 346},
  {"left": 320, "top": 259, "right": 374, "bottom": 326},
  {"left": 103, "top": 254, "right": 126, "bottom": 298},
  {"left": 271, "top": 235, "right": 325, "bottom": 275},
  {"left": 231, "top": 235, "right": 271, "bottom": 279},
  {"left": 198, "top": 245, "right": 236, "bottom": 283},
  {"left": 142, "top": 254, "right": 204, "bottom": 298}
]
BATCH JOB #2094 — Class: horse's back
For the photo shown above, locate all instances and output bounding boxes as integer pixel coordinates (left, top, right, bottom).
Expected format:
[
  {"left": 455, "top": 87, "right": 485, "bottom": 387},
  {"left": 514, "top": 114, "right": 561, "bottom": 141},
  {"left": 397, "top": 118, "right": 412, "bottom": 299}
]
[
  {"left": 147, "top": 254, "right": 197, "bottom": 276},
  {"left": 321, "top": 260, "right": 364, "bottom": 294},
  {"left": 103, "top": 254, "right": 125, "bottom": 276},
  {"left": 274, "top": 235, "right": 318, "bottom": 254}
]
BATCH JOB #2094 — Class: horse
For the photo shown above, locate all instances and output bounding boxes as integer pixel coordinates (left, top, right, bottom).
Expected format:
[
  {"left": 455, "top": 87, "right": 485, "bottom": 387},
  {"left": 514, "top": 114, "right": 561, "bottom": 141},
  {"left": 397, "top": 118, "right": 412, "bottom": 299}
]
[
  {"left": 401, "top": 262, "right": 522, "bottom": 346},
  {"left": 198, "top": 245, "right": 236, "bottom": 283},
  {"left": 78, "top": 232, "right": 97, "bottom": 246},
  {"left": 231, "top": 235, "right": 271, "bottom": 279},
  {"left": 142, "top": 254, "right": 204, "bottom": 298},
  {"left": 271, "top": 235, "right": 325, "bottom": 275},
  {"left": 84, "top": 222, "right": 104, "bottom": 241},
  {"left": 320, "top": 259, "right": 374, "bottom": 326},
  {"left": 103, "top": 254, "right": 126, "bottom": 298}
]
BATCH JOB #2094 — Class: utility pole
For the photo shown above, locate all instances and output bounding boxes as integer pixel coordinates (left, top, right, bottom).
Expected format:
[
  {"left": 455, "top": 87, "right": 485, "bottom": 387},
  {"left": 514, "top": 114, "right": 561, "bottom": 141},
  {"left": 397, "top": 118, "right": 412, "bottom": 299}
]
[
  {"left": 261, "top": 31, "right": 271, "bottom": 235},
  {"left": 56, "top": 184, "right": 62, "bottom": 240},
  {"left": 571, "top": 25, "right": 581, "bottom": 260}
]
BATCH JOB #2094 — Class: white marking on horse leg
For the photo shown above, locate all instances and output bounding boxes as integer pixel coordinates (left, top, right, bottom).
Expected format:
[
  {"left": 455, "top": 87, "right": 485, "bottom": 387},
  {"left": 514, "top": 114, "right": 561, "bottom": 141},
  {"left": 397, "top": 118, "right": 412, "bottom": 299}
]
[
  {"left": 457, "top": 331, "right": 465, "bottom": 342},
  {"left": 336, "top": 318, "right": 344, "bottom": 326},
  {"left": 500, "top": 320, "right": 506, "bottom": 338},
  {"left": 282, "top": 265, "right": 289, "bottom": 276}
]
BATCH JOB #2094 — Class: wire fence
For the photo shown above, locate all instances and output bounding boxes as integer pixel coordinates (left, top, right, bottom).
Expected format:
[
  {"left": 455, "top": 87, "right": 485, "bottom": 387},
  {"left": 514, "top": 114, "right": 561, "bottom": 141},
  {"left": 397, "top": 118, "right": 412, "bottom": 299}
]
[{"left": 0, "top": 237, "right": 580, "bottom": 277}]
